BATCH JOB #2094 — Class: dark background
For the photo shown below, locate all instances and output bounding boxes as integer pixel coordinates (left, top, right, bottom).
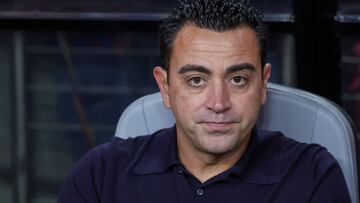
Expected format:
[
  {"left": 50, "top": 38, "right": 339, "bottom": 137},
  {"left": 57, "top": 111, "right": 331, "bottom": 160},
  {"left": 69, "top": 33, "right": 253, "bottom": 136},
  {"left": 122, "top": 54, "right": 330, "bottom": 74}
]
[{"left": 0, "top": 0, "right": 359, "bottom": 202}]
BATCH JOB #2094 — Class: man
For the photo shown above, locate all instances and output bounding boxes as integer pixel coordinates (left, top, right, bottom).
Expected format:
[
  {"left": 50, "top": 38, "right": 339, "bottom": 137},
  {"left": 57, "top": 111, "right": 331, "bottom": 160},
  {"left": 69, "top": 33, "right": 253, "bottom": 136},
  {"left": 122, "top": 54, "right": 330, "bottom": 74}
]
[{"left": 58, "top": 0, "right": 351, "bottom": 202}]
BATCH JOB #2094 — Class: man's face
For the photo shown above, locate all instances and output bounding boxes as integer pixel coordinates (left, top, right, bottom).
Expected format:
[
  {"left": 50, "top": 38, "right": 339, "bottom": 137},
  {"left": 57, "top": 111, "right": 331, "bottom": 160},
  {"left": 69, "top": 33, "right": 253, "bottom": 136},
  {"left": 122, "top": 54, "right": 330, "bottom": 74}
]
[{"left": 154, "top": 25, "right": 271, "bottom": 156}]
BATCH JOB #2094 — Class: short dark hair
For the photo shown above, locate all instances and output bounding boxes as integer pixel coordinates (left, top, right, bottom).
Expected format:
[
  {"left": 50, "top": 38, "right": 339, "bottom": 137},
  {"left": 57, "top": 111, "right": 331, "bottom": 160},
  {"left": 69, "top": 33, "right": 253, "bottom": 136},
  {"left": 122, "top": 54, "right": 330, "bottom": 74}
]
[{"left": 159, "top": 0, "right": 268, "bottom": 71}]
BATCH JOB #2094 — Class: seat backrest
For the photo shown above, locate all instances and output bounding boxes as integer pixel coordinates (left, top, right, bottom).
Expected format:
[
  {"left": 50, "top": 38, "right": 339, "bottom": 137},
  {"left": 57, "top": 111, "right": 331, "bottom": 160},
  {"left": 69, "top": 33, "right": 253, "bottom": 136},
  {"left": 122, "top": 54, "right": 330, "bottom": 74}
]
[{"left": 115, "top": 83, "right": 359, "bottom": 203}]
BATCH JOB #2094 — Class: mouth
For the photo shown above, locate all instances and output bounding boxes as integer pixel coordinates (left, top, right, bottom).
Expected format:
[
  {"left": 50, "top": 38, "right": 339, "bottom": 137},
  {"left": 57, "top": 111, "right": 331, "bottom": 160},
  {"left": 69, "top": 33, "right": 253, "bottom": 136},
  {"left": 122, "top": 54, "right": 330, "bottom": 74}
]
[{"left": 201, "top": 122, "right": 234, "bottom": 132}]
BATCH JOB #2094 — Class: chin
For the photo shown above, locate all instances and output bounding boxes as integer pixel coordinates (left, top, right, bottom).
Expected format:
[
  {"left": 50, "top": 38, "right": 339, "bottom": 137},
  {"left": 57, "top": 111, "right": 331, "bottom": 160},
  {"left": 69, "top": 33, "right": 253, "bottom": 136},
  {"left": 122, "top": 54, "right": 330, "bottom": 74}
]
[
  {"left": 197, "top": 131, "right": 248, "bottom": 155},
  {"left": 198, "top": 139, "right": 239, "bottom": 155},
  {"left": 201, "top": 146, "right": 236, "bottom": 155}
]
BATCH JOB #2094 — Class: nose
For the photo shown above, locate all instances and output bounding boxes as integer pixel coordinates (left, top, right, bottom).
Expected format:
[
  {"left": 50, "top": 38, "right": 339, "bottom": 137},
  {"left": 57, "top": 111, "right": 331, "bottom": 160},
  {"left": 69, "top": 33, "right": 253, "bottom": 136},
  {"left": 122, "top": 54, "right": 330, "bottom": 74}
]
[{"left": 206, "top": 83, "right": 231, "bottom": 113}]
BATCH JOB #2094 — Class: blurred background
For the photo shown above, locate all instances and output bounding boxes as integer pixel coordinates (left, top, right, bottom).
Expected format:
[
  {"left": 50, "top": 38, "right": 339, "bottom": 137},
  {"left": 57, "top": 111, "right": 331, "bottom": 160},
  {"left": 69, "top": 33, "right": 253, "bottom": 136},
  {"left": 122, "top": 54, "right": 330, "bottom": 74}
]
[{"left": 0, "top": 0, "right": 359, "bottom": 202}]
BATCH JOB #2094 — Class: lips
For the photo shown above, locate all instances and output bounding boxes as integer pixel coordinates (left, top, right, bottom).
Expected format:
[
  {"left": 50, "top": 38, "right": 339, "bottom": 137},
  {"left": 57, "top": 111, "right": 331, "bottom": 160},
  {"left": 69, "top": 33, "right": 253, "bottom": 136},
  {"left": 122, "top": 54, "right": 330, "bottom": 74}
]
[{"left": 202, "top": 122, "right": 233, "bottom": 131}]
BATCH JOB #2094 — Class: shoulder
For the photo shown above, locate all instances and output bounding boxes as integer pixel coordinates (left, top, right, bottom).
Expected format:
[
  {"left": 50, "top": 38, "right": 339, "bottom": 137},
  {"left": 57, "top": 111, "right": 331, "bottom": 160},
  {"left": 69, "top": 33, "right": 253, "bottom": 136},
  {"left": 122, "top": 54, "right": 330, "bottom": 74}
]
[
  {"left": 64, "top": 134, "right": 152, "bottom": 186},
  {"left": 89, "top": 135, "right": 151, "bottom": 161},
  {"left": 254, "top": 129, "right": 350, "bottom": 201},
  {"left": 256, "top": 129, "right": 337, "bottom": 167},
  {"left": 274, "top": 130, "right": 337, "bottom": 171},
  {"left": 76, "top": 127, "right": 172, "bottom": 172},
  {"left": 58, "top": 128, "right": 173, "bottom": 201},
  {"left": 249, "top": 129, "right": 341, "bottom": 184}
]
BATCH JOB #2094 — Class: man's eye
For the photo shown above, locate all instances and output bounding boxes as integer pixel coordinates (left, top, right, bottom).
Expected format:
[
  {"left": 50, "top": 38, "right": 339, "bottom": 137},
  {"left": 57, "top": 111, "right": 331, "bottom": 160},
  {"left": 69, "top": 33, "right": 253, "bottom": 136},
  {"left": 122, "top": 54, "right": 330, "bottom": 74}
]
[
  {"left": 188, "top": 77, "right": 205, "bottom": 87},
  {"left": 230, "top": 76, "right": 247, "bottom": 87}
]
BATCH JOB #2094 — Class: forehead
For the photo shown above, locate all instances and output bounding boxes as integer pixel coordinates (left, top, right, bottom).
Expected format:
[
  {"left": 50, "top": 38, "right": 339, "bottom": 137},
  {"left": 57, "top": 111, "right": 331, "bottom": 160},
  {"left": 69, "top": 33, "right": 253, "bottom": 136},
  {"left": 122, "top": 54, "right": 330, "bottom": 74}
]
[{"left": 170, "top": 25, "right": 261, "bottom": 71}]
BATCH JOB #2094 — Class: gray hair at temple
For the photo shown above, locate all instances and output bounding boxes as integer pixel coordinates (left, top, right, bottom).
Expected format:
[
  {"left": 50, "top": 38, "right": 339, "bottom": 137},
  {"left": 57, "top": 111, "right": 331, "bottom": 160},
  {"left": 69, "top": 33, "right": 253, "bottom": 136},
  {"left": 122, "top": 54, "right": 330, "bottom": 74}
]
[{"left": 159, "top": 0, "right": 268, "bottom": 71}]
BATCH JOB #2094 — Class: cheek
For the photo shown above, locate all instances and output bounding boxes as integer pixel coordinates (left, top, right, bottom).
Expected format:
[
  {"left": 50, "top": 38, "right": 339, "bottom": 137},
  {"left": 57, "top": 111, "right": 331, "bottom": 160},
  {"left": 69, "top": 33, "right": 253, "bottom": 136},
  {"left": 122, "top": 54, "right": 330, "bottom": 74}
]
[
  {"left": 232, "top": 87, "right": 263, "bottom": 116},
  {"left": 169, "top": 87, "right": 189, "bottom": 113},
  {"left": 176, "top": 94, "right": 196, "bottom": 112},
  {"left": 170, "top": 97, "right": 196, "bottom": 129},
  {"left": 248, "top": 90, "right": 264, "bottom": 118},
  {"left": 170, "top": 89, "right": 205, "bottom": 119}
]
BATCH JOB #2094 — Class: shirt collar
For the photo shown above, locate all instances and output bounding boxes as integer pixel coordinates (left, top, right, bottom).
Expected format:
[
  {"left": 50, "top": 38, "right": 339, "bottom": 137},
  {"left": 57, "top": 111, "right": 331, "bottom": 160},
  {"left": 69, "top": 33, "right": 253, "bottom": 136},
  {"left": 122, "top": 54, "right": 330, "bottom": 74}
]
[
  {"left": 132, "top": 126, "right": 179, "bottom": 175},
  {"left": 228, "top": 127, "right": 281, "bottom": 184},
  {"left": 132, "top": 125, "right": 281, "bottom": 184}
]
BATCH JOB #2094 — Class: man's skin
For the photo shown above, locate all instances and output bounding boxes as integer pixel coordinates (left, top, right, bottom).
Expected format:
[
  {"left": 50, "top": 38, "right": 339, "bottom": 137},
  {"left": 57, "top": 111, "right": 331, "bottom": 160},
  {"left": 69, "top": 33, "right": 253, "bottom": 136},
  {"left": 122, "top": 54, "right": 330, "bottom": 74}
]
[{"left": 153, "top": 25, "right": 271, "bottom": 183}]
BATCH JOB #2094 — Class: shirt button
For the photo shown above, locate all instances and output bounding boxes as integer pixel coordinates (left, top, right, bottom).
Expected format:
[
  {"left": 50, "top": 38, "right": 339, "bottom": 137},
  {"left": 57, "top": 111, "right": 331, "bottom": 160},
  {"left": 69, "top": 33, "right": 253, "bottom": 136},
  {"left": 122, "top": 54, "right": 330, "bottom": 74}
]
[
  {"left": 178, "top": 169, "right": 184, "bottom": 174},
  {"left": 196, "top": 188, "right": 204, "bottom": 196}
]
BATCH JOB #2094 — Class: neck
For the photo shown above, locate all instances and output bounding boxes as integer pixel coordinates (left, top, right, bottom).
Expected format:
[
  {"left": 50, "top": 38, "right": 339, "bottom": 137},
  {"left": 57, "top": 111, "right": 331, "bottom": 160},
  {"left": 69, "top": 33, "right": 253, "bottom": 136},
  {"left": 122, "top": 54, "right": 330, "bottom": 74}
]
[{"left": 177, "top": 133, "right": 251, "bottom": 183}]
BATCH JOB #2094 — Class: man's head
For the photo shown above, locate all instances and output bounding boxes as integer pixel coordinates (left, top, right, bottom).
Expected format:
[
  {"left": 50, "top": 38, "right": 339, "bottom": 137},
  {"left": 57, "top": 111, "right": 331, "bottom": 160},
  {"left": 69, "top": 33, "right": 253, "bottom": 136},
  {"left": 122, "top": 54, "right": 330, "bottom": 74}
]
[
  {"left": 159, "top": 0, "right": 268, "bottom": 71},
  {"left": 154, "top": 0, "right": 271, "bottom": 158}
]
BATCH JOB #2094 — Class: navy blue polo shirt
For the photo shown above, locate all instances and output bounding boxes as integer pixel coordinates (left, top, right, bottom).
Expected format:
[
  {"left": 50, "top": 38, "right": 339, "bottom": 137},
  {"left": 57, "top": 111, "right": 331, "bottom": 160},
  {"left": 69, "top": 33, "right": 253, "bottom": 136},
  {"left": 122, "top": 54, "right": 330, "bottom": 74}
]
[{"left": 58, "top": 126, "right": 350, "bottom": 202}]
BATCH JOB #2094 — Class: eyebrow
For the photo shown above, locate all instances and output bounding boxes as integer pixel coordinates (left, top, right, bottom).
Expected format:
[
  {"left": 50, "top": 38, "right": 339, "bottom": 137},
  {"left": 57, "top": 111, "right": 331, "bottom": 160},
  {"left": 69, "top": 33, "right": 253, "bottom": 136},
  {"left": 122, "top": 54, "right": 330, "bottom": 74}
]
[
  {"left": 177, "top": 63, "right": 256, "bottom": 75},
  {"left": 225, "top": 63, "right": 256, "bottom": 75},
  {"left": 178, "top": 64, "right": 211, "bottom": 75}
]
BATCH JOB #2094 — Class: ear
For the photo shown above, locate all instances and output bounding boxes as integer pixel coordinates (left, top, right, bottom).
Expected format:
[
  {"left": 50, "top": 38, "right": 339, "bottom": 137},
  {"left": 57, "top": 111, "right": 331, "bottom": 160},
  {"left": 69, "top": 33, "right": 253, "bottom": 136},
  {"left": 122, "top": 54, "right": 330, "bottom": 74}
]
[
  {"left": 261, "top": 63, "right": 271, "bottom": 105},
  {"left": 153, "top": 66, "right": 171, "bottom": 108}
]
